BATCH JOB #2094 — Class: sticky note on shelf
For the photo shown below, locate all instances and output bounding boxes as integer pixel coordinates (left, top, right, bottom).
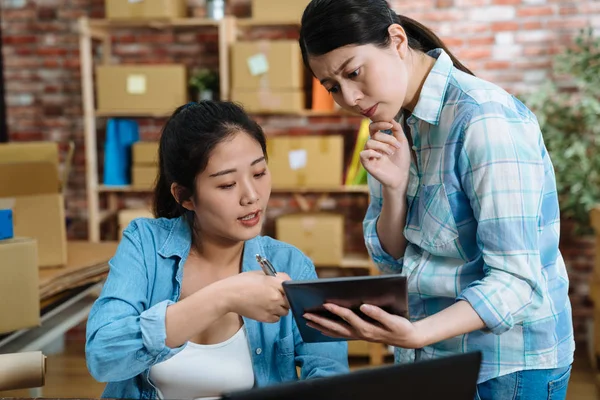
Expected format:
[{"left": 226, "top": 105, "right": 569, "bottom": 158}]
[
  {"left": 247, "top": 53, "right": 269, "bottom": 76},
  {"left": 126, "top": 74, "right": 147, "bottom": 94},
  {"left": 288, "top": 149, "right": 307, "bottom": 171}
]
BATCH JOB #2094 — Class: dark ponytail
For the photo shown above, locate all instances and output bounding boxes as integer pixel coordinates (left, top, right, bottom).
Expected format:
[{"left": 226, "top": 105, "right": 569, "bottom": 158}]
[
  {"left": 152, "top": 101, "right": 267, "bottom": 229},
  {"left": 299, "top": 0, "right": 474, "bottom": 76}
]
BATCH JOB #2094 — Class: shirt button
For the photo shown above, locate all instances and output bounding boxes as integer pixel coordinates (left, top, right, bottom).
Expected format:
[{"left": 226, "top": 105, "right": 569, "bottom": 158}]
[{"left": 255, "top": 348, "right": 262, "bottom": 355}]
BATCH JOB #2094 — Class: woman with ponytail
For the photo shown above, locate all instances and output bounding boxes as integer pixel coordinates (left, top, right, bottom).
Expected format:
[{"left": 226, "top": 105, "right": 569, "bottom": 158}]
[
  {"left": 85, "top": 101, "right": 348, "bottom": 400},
  {"left": 299, "top": 1, "right": 574, "bottom": 398}
]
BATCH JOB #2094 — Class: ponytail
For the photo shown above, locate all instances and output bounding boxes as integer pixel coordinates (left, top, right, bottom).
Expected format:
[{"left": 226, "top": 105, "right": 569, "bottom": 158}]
[{"left": 395, "top": 14, "right": 474, "bottom": 76}]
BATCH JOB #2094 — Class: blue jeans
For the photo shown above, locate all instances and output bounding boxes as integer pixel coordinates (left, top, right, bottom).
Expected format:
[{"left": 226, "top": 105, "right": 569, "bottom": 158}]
[{"left": 475, "top": 366, "right": 572, "bottom": 400}]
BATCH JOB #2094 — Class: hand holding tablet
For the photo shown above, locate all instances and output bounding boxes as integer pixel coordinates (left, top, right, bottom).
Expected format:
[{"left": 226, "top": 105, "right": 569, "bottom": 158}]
[{"left": 282, "top": 274, "right": 409, "bottom": 343}]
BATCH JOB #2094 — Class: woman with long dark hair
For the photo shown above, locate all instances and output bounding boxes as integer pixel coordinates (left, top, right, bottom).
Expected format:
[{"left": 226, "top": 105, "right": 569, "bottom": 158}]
[
  {"left": 85, "top": 101, "right": 348, "bottom": 400},
  {"left": 299, "top": 1, "right": 574, "bottom": 399}
]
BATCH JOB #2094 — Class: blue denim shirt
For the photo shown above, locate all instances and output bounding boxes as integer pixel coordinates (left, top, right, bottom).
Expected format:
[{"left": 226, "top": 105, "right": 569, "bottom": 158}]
[{"left": 85, "top": 216, "right": 348, "bottom": 399}]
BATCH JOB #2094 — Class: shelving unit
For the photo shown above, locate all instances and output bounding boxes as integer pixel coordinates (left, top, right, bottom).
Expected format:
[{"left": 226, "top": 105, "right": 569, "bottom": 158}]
[
  {"left": 77, "top": 15, "right": 390, "bottom": 365},
  {"left": 78, "top": 16, "right": 357, "bottom": 242}
]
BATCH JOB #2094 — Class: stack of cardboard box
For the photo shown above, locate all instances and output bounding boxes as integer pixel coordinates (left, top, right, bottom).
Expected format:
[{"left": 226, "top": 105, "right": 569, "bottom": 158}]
[
  {"left": 0, "top": 142, "right": 70, "bottom": 334},
  {"left": 131, "top": 141, "right": 160, "bottom": 189},
  {"left": 268, "top": 135, "right": 346, "bottom": 267},
  {"left": 231, "top": 40, "right": 305, "bottom": 113}
]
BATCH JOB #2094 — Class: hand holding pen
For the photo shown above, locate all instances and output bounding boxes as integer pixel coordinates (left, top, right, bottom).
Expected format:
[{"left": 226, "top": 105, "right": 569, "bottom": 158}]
[
  {"left": 256, "top": 254, "right": 277, "bottom": 276},
  {"left": 221, "top": 255, "right": 290, "bottom": 323}
]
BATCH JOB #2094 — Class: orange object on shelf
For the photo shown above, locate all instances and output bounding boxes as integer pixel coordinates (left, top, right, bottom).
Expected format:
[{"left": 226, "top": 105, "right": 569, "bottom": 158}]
[{"left": 311, "top": 77, "right": 334, "bottom": 111}]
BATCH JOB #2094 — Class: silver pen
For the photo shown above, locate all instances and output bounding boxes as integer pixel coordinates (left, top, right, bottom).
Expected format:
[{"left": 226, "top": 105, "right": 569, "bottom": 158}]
[{"left": 255, "top": 254, "right": 277, "bottom": 276}]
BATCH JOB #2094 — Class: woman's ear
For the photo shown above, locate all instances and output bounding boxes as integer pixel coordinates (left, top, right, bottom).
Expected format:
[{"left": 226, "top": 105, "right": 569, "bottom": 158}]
[
  {"left": 170, "top": 183, "right": 195, "bottom": 212},
  {"left": 388, "top": 24, "right": 409, "bottom": 60}
]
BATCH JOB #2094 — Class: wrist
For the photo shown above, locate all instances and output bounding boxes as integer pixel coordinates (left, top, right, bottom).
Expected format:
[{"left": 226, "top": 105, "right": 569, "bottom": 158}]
[
  {"left": 382, "top": 180, "right": 408, "bottom": 197},
  {"left": 412, "top": 319, "right": 432, "bottom": 348},
  {"left": 209, "top": 279, "right": 237, "bottom": 315}
]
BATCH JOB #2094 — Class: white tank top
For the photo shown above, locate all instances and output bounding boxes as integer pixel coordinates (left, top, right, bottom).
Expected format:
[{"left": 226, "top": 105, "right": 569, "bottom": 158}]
[{"left": 149, "top": 327, "right": 254, "bottom": 400}]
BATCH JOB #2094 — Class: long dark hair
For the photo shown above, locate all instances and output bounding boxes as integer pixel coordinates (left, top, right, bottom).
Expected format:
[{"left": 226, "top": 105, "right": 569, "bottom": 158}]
[
  {"left": 153, "top": 101, "right": 267, "bottom": 230},
  {"left": 299, "top": 0, "right": 474, "bottom": 76}
]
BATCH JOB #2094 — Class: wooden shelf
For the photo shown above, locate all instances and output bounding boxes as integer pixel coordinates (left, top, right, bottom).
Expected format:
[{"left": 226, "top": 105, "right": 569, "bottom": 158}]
[
  {"left": 95, "top": 109, "right": 174, "bottom": 118},
  {"left": 98, "top": 185, "right": 151, "bottom": 193},
  {"left": 339, "top": 254, "right": 374, "bottom": 269},
  {"left": 236, "top": 19, "right": 300, "bottom": 27},
  {"left": 272, "top": 186, "right": 369, "bottom": 194},
  {"left": 88, "top": 18, "right": 220, "bottom": 30},
  {"left": 94, "top": 109, "right": 354, "bottom": 118},
  {"left": 251, "top": 109, "right": 355, "bottom": 117},
  {"left": 97, "top": 185, "right": 368, "bottom": 194}
]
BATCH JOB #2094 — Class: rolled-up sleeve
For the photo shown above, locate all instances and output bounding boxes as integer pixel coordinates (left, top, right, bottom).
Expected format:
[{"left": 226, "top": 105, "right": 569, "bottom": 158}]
[
  {"left": 363, "top": 174, "right": 404, "bottom": 273},
  {"left": 85, "top": 225, "right": 184, "bottom": 382},
  {"left": 456, "top": 103, "right": 547, "bottom": 335}
]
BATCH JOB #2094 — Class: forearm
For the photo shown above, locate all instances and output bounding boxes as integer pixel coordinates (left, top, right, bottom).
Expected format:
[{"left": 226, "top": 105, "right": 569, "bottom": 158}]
[
  {"left": 376, "top": 186, "right": 408, "bottom": 259},
  {"left": 414, "top": 301, "right": 485, "bottom": 348},
  {"left": 165, "top": 280, "right": 232, "bottom": 348}
]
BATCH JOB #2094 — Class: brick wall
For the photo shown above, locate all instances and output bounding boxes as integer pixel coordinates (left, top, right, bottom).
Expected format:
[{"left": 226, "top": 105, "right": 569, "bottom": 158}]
[{"left": 2, "top": 0, "right": 599, "bottom": 342}]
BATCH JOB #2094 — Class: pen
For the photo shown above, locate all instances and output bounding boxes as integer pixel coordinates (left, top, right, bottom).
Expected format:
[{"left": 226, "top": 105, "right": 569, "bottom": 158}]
[{"left": 255, "top": 254, "right": 277, "bottom": 276}]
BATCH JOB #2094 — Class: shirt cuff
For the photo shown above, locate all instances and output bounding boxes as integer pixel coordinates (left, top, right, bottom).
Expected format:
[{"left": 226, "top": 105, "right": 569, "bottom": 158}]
[
  {"left": 139, "top": 299, "right": 185, "bottom": 361},
  {"left": 457, "top": 286, "right": 513, "bottom": 335},
  {"left": 365, "top": 218, "right": 403, "bottom": 274}
]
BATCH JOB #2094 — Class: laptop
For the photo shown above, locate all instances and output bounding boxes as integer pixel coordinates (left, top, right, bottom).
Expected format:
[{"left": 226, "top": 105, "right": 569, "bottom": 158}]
[{"left": 221, "top": 351, "right": 482, "bottom": 400}]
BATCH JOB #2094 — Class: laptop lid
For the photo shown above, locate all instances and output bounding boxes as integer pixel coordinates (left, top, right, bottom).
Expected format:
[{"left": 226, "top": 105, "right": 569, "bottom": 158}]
[{"left": 221, "top": 351, "right": 482, "bottom": 400}]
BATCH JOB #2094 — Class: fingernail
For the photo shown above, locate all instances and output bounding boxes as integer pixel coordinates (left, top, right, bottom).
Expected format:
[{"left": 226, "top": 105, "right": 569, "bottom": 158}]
[
  {"left": 323, "top": 304, "right": 332, "bottom": 311},
  {"left": 361, "top": 304, "right": 373, "bottom": 312},
  {"left": 303, "top": 314, "right": 312, "bottom": 320},
  {"left": 388, "top": 150, "right": 395, "bottom": 156}
]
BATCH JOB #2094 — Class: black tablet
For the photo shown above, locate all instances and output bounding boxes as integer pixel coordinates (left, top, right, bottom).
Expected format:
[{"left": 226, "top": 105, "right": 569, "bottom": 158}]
[{"left": 282, "top": 274, "right": 408, "bottom": 343}]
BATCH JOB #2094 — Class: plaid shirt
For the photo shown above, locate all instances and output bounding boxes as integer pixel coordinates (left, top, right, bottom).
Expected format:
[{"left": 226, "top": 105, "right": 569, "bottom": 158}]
[{"left": 364, "top": 49, "right": 574, "bottom": 383}]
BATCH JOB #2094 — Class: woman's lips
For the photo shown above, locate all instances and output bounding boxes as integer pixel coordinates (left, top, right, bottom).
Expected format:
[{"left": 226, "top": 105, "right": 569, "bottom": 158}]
[{"left": 360, "top": 104, "right": 378, "bottom": 118}]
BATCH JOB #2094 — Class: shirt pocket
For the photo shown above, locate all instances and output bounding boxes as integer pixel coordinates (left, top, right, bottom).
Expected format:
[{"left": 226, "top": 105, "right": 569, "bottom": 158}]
[
  {"left": 274, "top": 333, "right": 297, "bottom": 382},
  {"left": 413, "top": 183, "right": 459, "bottom": 249}
]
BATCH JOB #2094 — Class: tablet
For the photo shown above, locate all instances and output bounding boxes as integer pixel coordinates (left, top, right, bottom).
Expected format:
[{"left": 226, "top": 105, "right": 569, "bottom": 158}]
[{"left": 282, "top": 274, "right": 408, "bottom": 343}]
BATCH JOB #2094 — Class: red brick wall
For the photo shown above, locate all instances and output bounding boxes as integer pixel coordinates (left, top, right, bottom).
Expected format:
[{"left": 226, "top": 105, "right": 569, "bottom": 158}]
[{"left": 2, "top": 0, "right": 598, "bottom": 341}]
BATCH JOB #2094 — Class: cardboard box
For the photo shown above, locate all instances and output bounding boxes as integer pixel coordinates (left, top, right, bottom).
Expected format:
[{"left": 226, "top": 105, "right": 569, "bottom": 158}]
[
  {"left": 267, "top": 135, "right": 344, "bottom": 189},
  {"left": 118, "top": 208, "right": 154, "bottom": 239},
  {"left": 232, "top": 89, "right": 305, "bottom": 113},
  {"left": 0, "top": 194, "right": 67, "bottom": 268},
  {"left": 96, "top": 65, "right": 187, "bottom": 114},
  {"left": 0, "top": 142, "right": 59, "bottom": 169},
  {"left": 276, "top": 212, "right": 344, "bottom": 266},
  {"left": 231, "top": 41, "right": 304, "bottom": 90},
  {"left": 0, "top": 162, "right": 60, "bottom": 197},
  {"left": 132, "top": 166, "right": 158, "bottom": 189},
  {"left": 0, "top": 142, "right": 67, "bottom": 268},
  {"left": 105, "top": 0, "right": 187, "bottom": 20},
  {"left": 133, "top": 141, "right": 159, "bottom": 166},
  {"left": 348, "top": 340, "right": 371, "bottom": 357},
  {"left": 0, "top": 238, "right": 40, "bottom": 334},
  {"left": 252, "top": 0, "right": 310, "bottom": 22}
]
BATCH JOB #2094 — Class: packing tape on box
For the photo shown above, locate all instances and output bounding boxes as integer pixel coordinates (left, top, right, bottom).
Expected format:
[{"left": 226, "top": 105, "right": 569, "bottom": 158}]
[{"left": 0, "top": 351, "right": 46, "bottom": 391}]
